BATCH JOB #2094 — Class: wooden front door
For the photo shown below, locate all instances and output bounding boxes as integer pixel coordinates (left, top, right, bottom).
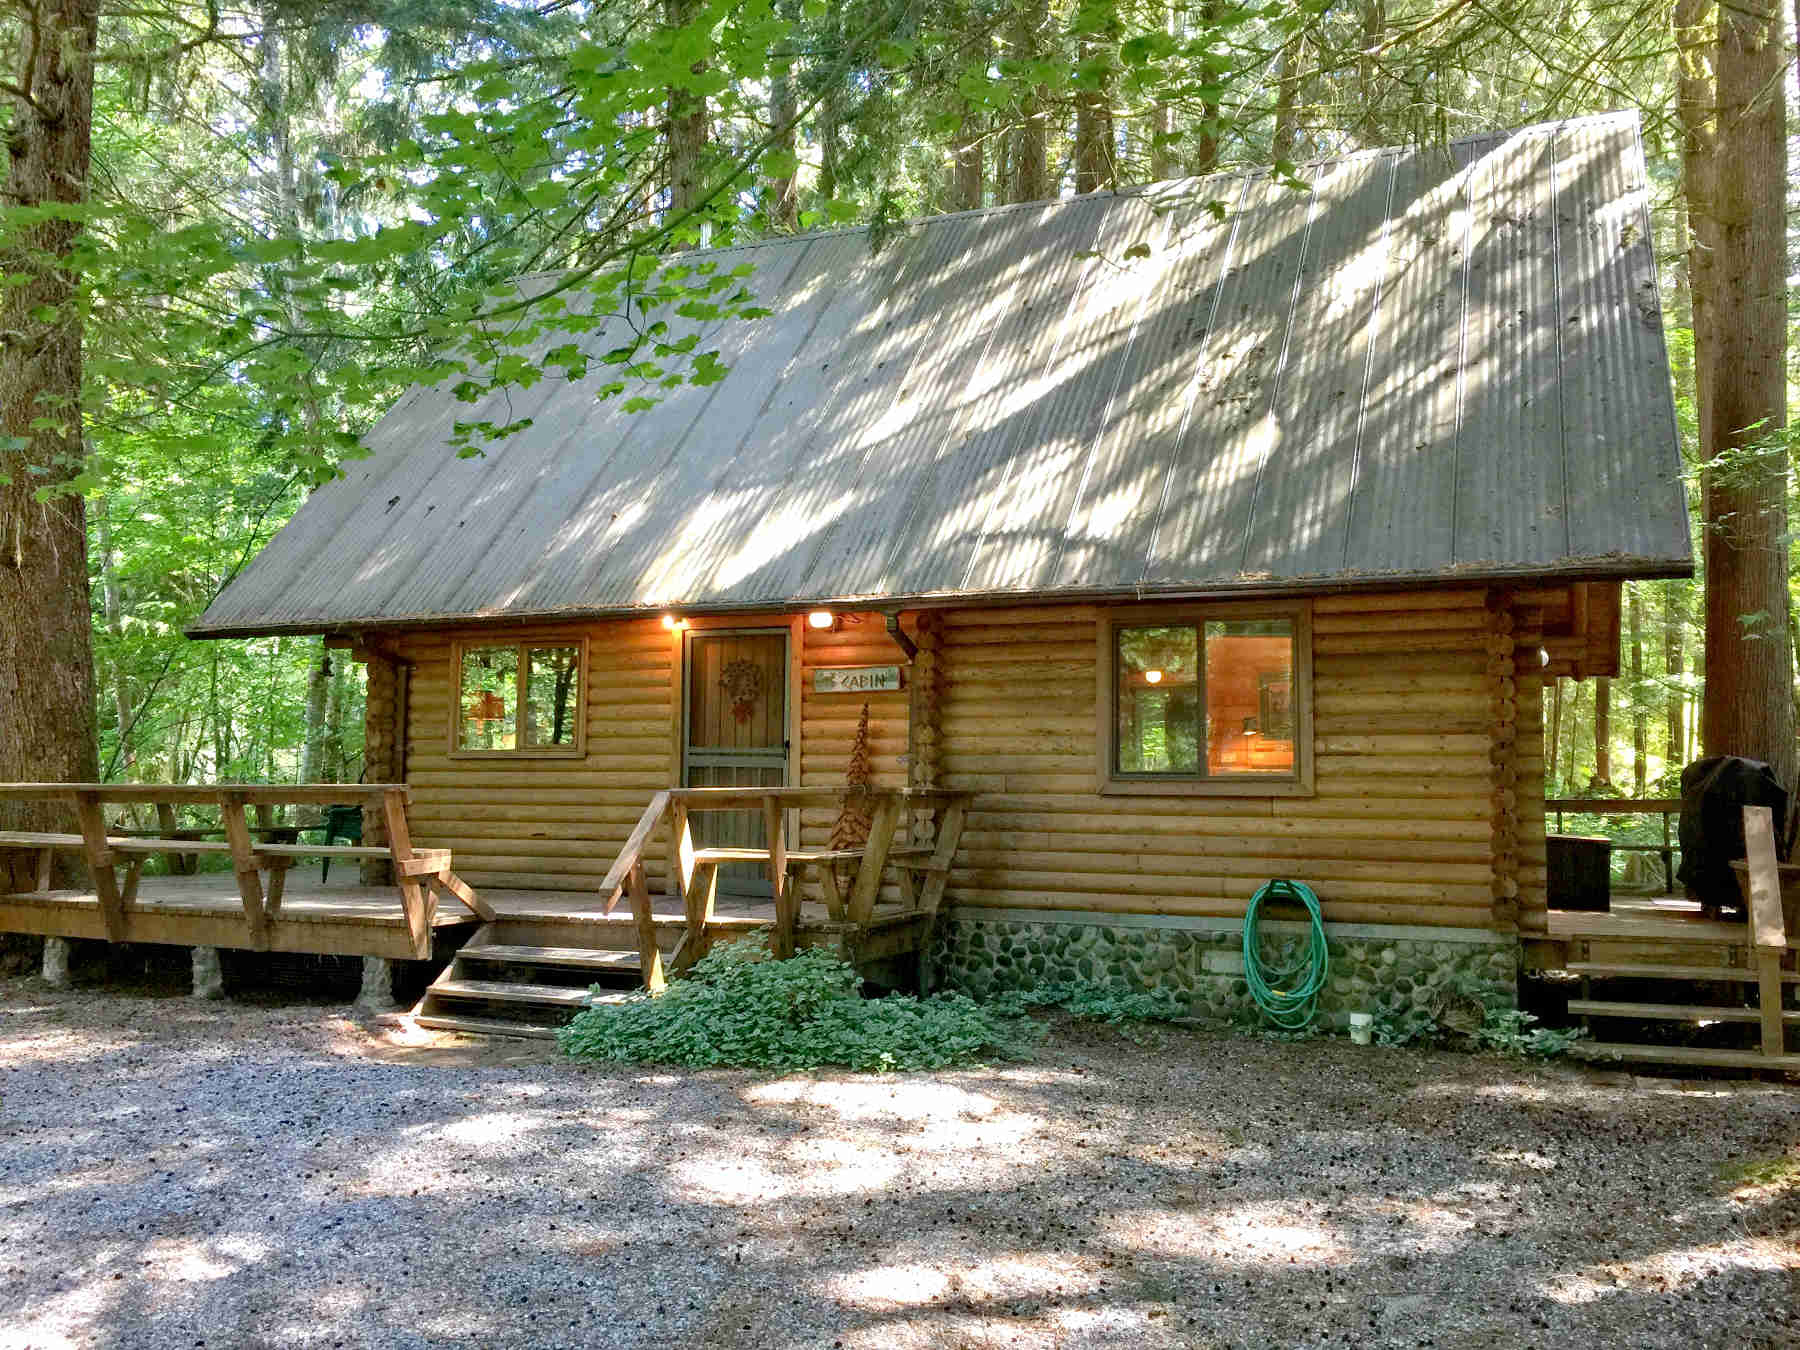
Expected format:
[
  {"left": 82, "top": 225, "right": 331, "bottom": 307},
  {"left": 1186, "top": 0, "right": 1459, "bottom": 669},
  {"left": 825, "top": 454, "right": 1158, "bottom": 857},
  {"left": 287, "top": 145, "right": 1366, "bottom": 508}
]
[{"left": 683, "top": 629, "right": 790, "bottom": 895}]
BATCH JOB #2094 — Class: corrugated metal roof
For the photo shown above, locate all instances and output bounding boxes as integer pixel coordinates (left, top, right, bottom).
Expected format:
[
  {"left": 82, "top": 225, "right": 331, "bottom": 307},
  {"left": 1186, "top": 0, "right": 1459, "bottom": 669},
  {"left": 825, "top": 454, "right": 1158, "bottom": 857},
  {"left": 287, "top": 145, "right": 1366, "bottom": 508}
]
[{"left": 191, "top": 112, "right": 1691, "bottom": 638}]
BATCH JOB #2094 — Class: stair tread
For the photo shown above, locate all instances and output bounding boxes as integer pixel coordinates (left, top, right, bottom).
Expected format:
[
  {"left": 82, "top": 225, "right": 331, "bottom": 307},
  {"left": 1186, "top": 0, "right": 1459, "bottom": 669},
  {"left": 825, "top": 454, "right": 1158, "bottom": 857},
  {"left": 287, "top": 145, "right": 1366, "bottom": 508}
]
[
  {"left": 414, "top": 1013, "right": 561, "bottom": 1042},
  {"left": 1568, "top": 962, "right": 1800, "bottom": 983},
  {"left": 1568, "top": 999, "right": 1799, "bottom": 1024},
  {"left": 461, "top": 943, "right": 644, "bottom": 970},
  {"left": 1573, "top": 1041, "right": 1800, "bottom": 1070},
  {"left": 431, "top": 978, "right": 598, "bottom": 1006}
]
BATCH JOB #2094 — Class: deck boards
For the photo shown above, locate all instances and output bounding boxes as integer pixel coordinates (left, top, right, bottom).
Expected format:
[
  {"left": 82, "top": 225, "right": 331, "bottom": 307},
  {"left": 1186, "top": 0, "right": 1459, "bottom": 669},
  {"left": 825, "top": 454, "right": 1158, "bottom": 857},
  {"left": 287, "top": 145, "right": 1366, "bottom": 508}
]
[
  {"left": 0, "top": 873, "right": 480, "bottom": 958},
  {"left": 1546, "top": 895, "right": 1800, "bottom": 949}
]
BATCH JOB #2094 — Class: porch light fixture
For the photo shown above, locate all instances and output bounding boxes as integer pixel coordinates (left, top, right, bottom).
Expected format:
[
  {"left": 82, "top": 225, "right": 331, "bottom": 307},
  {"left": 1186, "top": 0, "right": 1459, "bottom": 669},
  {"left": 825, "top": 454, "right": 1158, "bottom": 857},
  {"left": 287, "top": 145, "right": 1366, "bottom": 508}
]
[
  {"left": 807, "top": 609, "right": 837, "bottom": 630},
  {"left": 661, "top": 613, "right": 688, "bottom": 631},
  {"left": 1242, "top": 717, "right": 1260, "bottom": 737},
  {"left": 1143, "top": 669, "right": 1164, "bottom": 685}
]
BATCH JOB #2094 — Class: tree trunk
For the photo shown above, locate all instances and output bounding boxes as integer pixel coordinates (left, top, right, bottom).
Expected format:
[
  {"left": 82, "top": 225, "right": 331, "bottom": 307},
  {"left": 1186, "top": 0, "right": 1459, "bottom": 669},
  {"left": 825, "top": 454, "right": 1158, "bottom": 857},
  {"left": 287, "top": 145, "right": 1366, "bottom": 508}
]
[
  {"left": 1190, "top": 0, "right": 1221, "bottom": 175},
  {"left": 1005, "top": 0, "right": 1050, "bottom": 203},
  {"left": 1664, "top": 581, "right": 1685, "bottom": 775},
  {"left": 94, "top": 494, "right": 133, "bottom": 771},
  {"left": 951, "top": 106, "right": 984, "bottom": 210},
  {"left": 300, "top": 641, "right": 330, "bottom": 783},
  {"left": 1592, "top": 678, "right": 1613, "bottom": 788},
  {"left": 766, "top": 0, "right": 800, "bottom": 230},
  {"left": 1692, "top": 0, "right": 1794, "bottom": 792},
  {"left": 1546, "top": 679, "right": 1563, "bottom": 791},
  {"left": 0, "top": 0, "right": 102, "bottom": 841},
  {"left": 1629, "top": 588, "right": 1647, "bottom": 797},
  {"left": 665, "top": 0, "right": 710, "bottom": 220},
  {"left": 1271, "top": 33, "right": 1306, "bottom": 162},
  {"left": 1072, "top": 42, "right": 1113, "bottom": 193},
  {"left": 1357, "top": 0, "right": 1385, "bottom": 145}
]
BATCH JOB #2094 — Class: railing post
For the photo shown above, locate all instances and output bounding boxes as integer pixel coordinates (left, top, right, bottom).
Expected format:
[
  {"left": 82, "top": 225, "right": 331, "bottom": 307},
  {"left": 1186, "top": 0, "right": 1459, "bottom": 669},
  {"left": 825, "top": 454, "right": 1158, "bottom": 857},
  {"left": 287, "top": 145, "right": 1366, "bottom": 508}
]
[
  {"left": 218, "top": 790, "right": 270, "bottom": 951},
  {"left": 71, "top": 789, "right": 126, "bottom": 942},
  {"left": 381, "top": 788, "right": 432, "bottom": 959},
  {"left": 765, "top": 793, "right": 795, "bottom": 960},
  {"left": 1742, "top": 805, "right": 1789, "bottom": 1061},
  {"left": 627, "top": 861, "right": 665, "bottom": 994},
  {"left": 846, "top": 794, "right": 903, "bottom": 924}
]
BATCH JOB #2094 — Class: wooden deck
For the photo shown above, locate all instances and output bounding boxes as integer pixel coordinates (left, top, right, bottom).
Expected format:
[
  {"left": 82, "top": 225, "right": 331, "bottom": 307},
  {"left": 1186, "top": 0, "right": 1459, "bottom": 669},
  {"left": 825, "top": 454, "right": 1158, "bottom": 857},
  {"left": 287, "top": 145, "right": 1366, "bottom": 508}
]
[
  {"left": 0, "top": 872, "right": 482, "bottom": 960},
  {"left": 0, "top": 871, "right": 930, "bottom": 964},
  {"left": 1545, "top": 894, "right": 1800, "bottom": 951}
]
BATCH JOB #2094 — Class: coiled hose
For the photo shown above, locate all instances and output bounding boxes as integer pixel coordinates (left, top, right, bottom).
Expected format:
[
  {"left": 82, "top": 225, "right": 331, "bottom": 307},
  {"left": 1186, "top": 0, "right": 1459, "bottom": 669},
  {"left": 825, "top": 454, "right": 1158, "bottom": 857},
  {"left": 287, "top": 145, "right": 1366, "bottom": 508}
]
[{"left": 1242, "top": 879, "right": 1330, "bottom": 1030}]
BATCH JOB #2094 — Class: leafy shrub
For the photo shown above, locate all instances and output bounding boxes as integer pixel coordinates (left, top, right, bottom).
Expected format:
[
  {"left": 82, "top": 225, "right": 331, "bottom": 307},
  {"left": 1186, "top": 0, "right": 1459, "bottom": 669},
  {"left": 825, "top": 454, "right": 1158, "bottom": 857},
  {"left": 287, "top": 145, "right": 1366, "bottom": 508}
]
[
  {"left": 558, "top": 940, "right": 1038, "bottom": 1072},
  {"left": 557, "top": 941, "right": 1198, "bottom": 1072},
  {"left": 989, "top": 981, "right": 1188, "bottom": 1039}
]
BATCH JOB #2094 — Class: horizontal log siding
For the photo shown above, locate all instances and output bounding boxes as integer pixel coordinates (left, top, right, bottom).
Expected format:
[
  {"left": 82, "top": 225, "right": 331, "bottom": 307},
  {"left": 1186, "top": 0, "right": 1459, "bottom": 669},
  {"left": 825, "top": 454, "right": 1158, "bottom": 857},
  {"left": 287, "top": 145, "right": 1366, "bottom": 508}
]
[
  {"left": 396, "top": 618, "right": 677, "bottom": 892},
  {"left": 796, "top": 614, "right": 909, "bottom": 903},
  {"left": 937, "top": 591, "right": 1508, "bottom": 930}
]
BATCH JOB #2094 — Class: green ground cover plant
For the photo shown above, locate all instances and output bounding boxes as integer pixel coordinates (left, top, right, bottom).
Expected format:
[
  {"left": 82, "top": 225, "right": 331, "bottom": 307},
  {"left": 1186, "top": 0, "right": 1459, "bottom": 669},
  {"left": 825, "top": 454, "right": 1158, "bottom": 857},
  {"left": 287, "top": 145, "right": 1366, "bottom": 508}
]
[{"left": 557, "top": 940, "right": 1185, "bottom": 1072}]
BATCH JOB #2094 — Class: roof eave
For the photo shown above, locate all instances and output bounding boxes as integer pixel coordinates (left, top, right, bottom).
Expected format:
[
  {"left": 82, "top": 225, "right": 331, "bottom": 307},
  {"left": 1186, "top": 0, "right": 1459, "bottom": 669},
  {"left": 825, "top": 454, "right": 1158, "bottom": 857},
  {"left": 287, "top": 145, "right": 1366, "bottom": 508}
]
[{"left": 183, "top": 552, "right": 1695, "bottom": 641}]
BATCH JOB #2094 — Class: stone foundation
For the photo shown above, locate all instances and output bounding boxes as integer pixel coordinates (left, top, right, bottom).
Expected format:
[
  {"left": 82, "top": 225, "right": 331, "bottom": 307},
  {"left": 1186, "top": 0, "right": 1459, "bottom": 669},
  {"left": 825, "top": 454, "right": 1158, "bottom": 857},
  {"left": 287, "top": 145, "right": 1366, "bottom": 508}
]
[{"left": 931, "top": 907, "right": 1517, "bottom": 1026}]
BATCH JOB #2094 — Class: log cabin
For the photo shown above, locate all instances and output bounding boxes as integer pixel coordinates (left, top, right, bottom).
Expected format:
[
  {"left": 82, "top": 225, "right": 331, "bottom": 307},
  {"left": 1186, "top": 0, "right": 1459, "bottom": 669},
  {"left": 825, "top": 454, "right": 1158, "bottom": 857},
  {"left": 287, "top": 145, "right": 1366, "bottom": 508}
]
[{"left": 174, "top": 112, "right": 1693, "bottom": 1031}]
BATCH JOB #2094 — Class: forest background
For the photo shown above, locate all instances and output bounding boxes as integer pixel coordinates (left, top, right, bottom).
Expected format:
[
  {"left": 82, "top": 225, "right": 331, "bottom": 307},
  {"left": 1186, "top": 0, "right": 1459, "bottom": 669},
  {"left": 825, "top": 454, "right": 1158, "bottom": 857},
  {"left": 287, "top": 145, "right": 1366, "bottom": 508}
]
[{"left": 0, "top": 0, "right": 1794, "bottom": 863}]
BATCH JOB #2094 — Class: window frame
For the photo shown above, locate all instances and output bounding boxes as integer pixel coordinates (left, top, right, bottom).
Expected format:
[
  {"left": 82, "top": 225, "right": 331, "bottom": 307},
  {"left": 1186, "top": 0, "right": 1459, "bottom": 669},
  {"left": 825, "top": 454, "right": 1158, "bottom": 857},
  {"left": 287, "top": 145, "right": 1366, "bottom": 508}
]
[
  {"left": 1096, "top": 600, "right": 1314, "bottom": 797},
  {"left": 448, "top": 635, "right": 589, "bottom": 759}
]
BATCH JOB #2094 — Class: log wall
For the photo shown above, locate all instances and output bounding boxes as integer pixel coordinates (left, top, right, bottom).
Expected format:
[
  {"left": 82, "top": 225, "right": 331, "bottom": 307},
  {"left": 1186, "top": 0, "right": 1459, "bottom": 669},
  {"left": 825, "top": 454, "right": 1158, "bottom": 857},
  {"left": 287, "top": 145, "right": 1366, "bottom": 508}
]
[
  {"left": 394, "top": 618, "right": 677, "bottom": 892},
  {"left": 367, "top": 588, "right": 1548, "bottom": 932},
  {"left": 936, "top": 589, "right": 1539, "bottom": 932}
]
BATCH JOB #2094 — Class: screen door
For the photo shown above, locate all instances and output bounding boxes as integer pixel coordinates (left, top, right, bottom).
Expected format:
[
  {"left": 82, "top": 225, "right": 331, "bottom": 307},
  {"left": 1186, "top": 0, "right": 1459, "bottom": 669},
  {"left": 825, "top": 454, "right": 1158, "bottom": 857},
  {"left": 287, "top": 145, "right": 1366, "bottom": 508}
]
[{"left": 682, "top": 629, "right": 790, "bottom": 896}]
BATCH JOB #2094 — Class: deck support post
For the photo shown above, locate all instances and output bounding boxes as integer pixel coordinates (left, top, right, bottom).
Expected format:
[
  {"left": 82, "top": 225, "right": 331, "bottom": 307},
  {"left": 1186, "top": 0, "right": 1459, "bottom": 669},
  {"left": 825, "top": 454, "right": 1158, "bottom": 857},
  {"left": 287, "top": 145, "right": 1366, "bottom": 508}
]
[
  {"left": 41, "top": 936, "right": 72, "bottom": 988},
  {"left": 355, "top": 956, "right": 399, "bottom": 1011},
  {"left": 191, "top": 946, "right": 225, "bottom": 1000}
]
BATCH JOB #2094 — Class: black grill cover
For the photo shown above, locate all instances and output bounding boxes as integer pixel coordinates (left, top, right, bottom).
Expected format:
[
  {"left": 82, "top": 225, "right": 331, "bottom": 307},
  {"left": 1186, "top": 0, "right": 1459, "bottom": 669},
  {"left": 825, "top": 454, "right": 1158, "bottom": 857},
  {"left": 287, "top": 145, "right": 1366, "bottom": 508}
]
[{"left": 1675, "top": 756, "right": 1789, "bottom": 913}]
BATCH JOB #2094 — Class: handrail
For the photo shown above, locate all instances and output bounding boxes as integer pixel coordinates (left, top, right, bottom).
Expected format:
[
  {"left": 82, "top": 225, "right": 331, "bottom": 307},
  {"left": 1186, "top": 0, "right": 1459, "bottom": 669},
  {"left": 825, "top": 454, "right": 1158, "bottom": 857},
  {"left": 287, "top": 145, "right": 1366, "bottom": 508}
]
[
  {"left": 1545, "top": 797, "right": 1681, "bottom": 814},
  {"left": 1740, "top": 806, "right": 1791, "bottom": 1061},
  {"left": 0, "top": 782, "right": 408, "bottom": 806},
  {"left": 597, "top": 785, "right": 976, "bottom": 978},
  {"left": 1547, "top": 797, "right": 1681, "bottom": 893},
  {"left": 0, "top": 781, "right": 481, "bottom": 953}
]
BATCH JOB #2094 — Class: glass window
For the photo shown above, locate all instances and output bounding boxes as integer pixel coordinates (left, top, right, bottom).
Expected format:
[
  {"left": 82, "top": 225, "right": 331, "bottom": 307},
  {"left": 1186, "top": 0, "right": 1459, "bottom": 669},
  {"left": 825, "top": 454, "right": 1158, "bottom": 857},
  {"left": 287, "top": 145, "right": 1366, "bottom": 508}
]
[
  {"left": 1116, "top": 626, "right": 1200, "bottom": 773},
  {"left": 1203, "top": 619, "right": 1295, "bottom": 776},
  {"left": 454, "top": 639, "right": 585, "bottom": 754},
  {"left": 523, "top": 646, "right": 581, "bottom": 747},
  {"left": 459, "top": 645, "right": 518, "bottom": 751},
  {"left": 1111, "top": 614, "right": 1300, "bottom": 782}
]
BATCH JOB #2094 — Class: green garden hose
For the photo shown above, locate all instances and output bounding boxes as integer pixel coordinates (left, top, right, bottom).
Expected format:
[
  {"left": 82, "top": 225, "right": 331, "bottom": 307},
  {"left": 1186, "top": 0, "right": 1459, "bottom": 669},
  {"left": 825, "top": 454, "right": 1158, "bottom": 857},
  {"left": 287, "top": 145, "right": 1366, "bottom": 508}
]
[{"left": 1242, "top": 879, "right": 1330, "bottom": 1030}]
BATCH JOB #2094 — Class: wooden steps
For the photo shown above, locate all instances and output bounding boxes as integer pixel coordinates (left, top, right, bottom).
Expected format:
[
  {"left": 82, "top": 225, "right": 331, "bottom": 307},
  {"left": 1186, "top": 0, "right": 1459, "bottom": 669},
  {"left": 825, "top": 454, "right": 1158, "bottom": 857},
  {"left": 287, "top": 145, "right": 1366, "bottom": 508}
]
[
  {"left": 1568, "top": 999, "right": 1800, "bottom": 1025},
  {"left": 459, "top": 944, "right": 644, "bottom": 973},
  {"left": 1574, "top": 1042, "right": 1800, "bottom": 1071},
  {"left": 1568, "top": 961, "right": 1800, "bottom": 983},
  {"left": 412, "top": 924, "right": 660, "bottom": 1037}
]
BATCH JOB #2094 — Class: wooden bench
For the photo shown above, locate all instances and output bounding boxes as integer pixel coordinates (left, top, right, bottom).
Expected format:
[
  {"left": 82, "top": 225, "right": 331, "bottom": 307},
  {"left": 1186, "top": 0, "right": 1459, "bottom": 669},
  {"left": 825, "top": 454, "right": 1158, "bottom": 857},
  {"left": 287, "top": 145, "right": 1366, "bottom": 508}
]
[{"left": 0, "top": 784, "right": 490, "bottom": 956}]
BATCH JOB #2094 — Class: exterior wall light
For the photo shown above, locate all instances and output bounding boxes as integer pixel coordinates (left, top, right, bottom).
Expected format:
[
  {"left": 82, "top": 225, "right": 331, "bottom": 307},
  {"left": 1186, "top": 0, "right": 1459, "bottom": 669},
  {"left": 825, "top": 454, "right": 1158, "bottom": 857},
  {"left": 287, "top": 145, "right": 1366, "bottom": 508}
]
[
  {"left": 661, "top": 614, "right": 688, "bottom": 631},
  {"left": 1143, "top": 669, "right": 1164, "bottom": 685},
  {"left": 807, "top": 610, "right": 837, "bottom": 630}
]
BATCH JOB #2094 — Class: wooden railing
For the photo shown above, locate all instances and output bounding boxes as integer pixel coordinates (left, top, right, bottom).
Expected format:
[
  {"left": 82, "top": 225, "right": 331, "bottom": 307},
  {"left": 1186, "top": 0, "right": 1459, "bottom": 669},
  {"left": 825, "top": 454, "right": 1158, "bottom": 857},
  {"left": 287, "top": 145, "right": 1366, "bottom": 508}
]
[
  {"left": 599, "top": 786, "right": 972, "bottom": 980},
  {"left": 1547, "top": 797, "right": 1683, "bottom": 892},
  {"left": 0, "top": 783, "right": 488, "bottom": 957},
  {"left": 1739, "top": 805, "right": 1796, "bottom": 1062}
]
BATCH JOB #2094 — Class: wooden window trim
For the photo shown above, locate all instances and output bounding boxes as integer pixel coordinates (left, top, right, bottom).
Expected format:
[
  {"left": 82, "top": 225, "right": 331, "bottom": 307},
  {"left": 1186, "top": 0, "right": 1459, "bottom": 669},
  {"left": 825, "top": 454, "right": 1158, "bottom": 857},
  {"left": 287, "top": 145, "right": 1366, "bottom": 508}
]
[
  {"left": 448, "top": 635, "right": 589, "bottom": 759},
  {"left": 1096, "top": 600, "right": 1314, "bottom": 798}
]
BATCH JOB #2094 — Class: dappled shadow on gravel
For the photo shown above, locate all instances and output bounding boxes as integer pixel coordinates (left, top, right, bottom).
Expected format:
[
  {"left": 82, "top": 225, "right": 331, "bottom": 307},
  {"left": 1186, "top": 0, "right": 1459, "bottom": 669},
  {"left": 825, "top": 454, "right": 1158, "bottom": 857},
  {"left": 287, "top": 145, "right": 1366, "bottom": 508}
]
[{"left": 1, "top": 980, "right": 1796, "bottom": 1350}]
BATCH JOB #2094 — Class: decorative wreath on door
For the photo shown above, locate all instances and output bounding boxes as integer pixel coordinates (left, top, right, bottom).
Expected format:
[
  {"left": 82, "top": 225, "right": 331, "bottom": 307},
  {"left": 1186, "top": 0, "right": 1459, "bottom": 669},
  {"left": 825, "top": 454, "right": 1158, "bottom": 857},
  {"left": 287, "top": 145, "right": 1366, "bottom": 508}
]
[{"left": 719, "top": 659, "right": 765, "bottom": 724}]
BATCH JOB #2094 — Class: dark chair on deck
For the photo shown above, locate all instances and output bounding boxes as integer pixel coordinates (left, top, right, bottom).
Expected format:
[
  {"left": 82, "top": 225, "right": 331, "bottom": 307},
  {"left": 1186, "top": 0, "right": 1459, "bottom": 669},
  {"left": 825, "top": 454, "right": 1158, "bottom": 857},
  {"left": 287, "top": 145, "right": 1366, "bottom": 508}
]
[{"left": 316, "top": 803, "right": 363, "bottom": 881}]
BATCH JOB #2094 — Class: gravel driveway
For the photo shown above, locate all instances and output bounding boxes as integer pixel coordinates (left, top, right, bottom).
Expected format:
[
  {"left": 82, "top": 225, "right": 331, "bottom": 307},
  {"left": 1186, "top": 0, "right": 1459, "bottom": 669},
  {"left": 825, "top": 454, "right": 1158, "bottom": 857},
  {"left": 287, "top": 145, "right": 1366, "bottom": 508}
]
[{"left": 2, "top": 978, "right": 1796, "bottom": 1350}]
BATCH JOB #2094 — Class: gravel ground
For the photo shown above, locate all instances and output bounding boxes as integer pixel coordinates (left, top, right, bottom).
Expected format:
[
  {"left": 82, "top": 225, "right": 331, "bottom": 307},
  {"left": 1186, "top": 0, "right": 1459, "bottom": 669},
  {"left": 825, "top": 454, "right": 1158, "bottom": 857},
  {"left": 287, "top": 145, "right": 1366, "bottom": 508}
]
[{"left": 2, "top": 977, "right": 1797, "bottom": 1350}]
